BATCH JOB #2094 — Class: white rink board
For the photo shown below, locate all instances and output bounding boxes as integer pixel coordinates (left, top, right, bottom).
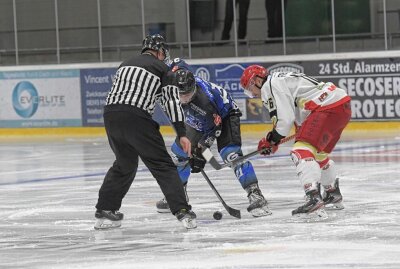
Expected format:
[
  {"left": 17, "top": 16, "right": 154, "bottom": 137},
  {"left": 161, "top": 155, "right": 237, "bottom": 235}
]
[{"left": 0, "top": 69, "right": 82, "bottom": 127}]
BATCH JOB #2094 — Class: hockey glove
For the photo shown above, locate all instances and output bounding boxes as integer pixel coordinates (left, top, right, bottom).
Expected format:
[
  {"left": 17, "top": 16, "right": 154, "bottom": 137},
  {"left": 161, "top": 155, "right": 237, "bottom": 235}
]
[
  {"left": 189, "top": 147, "right": 206, "bottom": 173},
  {"left": 257, "top": 137, "right": 277, "bottom": 155},
  {"left": 257, "top": 131, "right": 281, "bottom": 156},
  {"left": 229, "top": 108, "right": 243, "bottom": 117}
]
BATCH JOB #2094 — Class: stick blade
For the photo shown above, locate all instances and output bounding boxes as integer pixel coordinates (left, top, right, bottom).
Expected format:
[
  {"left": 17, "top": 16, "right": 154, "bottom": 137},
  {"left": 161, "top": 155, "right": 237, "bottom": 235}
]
[{"left": 226, "top": 207, "right": 241, "bottom": 219}]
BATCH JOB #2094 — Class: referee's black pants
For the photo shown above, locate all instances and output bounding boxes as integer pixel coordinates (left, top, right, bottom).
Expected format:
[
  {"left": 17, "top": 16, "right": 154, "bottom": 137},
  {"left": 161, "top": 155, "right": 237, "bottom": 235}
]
[{"left": 96, "top": 105, "right": 191, "bottom": 215}]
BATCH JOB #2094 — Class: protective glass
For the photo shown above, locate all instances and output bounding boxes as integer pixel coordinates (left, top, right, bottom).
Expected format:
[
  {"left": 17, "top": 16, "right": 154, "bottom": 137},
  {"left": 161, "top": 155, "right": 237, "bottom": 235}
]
[
  {"left": 161, "top": 44, "right": 171, "bottom": 65},
  {"left": 243, "top": 79, "right": 256, "bottom": 98}
]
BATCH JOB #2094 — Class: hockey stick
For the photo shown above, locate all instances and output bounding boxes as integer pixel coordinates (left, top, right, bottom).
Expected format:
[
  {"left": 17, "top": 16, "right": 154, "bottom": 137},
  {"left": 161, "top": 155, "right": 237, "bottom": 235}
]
[
  {"left": 202, "top": 133, "right": 296, "bottom": 170},
  {"left": 200, "top": 169, "right": 241, "bottom": 219}
]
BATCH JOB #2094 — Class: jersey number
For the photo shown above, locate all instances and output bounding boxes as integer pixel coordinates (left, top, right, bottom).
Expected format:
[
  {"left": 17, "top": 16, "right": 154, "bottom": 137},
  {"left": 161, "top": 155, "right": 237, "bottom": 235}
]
[{"left": 268, "top": 97, "right": 276, "bottom": 110}]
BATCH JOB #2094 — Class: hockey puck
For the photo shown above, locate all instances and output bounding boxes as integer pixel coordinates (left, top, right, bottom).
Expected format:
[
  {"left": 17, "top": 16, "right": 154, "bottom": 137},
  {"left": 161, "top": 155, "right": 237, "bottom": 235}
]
[{"left": 213, "top": 211, "right": 223, "bottom": 220}]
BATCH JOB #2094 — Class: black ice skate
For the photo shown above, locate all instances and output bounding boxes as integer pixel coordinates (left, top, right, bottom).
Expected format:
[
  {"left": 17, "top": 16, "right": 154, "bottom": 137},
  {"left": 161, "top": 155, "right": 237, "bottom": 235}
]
[
  {"left": 292, "top": 190, "right": 328, "bottom": 220},
  {"left": 245, "top": 183, "right": 272, "bottom": 217},
  {"left": 323, "top": 178, "right": 344, "bottom": 210},
  {"left": 175, "top": 209, "right": 197, "bottom": 229},
  {"left": 94, "top": 210, "right": 124, "bottom": 230},
  {"left": 156, "top": 184, "right": 188, "bottom": 213},
  {"left": 156, "top": 197, "right": 170, "bottom": 213}
]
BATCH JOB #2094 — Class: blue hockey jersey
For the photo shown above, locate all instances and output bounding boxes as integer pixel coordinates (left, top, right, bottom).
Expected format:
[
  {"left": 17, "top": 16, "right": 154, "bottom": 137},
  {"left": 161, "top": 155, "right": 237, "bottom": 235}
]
[{"left": 183, "top": 76, "right": 240, "bottom": 144}]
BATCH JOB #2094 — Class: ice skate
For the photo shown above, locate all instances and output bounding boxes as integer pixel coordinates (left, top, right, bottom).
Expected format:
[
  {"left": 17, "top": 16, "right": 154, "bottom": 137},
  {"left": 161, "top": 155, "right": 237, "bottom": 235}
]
[
  {"left": 245, "top": 183, "right": 272, "bottom": 217},
  {"left": 156, "top": 184, "right": 188, "bottom": 213},
  {"left": 156, "top": 197, "right": 171, "bottom": 213},
  {"left": 323, "top": 178, "right": 344, "bottom": 210},
  {"left": 175, "top": 209, "right": 197, "bottom": 229},
  {"left": 292, "top": 190, "right": 328, "bottom": 221},
  {"left": 94, "top": 210, "right": 124, "bottom": 230}
]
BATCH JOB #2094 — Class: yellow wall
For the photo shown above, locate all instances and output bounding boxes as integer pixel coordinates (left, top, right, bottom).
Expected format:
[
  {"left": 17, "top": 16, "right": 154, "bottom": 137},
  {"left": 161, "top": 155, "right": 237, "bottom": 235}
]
[{"left": 0, "top": 122, "right": 398, "bottom": 139}]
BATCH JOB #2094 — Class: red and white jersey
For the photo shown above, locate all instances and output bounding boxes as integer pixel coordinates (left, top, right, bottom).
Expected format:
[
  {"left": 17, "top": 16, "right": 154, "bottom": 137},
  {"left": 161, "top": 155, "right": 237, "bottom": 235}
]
[{"left": 261, "top": 72, "right": 351, "bottom": 136}]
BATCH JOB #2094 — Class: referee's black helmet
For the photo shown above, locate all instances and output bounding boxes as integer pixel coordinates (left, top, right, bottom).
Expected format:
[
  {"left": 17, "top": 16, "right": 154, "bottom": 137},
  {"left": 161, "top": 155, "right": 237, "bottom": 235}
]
[{"left": 141, "top": 34, "right": 169, "bottom": 54}]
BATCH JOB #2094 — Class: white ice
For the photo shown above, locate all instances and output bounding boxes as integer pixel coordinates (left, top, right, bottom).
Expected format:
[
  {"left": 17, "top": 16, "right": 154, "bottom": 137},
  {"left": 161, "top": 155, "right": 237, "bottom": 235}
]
[{"left": 1, "top": 130, "right": 400, "bottom": 269}]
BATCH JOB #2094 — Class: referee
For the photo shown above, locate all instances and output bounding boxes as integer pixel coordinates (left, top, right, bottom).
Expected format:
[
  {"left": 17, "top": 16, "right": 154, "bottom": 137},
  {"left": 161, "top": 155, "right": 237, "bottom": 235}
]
[{"left": 94, "top": 34, "right": 197, "bottom": 229}]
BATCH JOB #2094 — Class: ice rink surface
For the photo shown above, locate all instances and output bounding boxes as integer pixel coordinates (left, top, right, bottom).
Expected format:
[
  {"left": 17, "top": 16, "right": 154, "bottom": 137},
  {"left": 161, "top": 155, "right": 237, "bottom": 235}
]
[{"left": 1, "top": 129, "right": 400, "bottom": 269}]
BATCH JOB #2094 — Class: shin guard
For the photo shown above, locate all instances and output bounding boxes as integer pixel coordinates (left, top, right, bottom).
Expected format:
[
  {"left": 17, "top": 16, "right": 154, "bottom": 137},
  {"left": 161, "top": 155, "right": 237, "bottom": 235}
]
[
  {"left": 291, "top": 149, "right": 321, "bottom": 193},
  {"left": 320, "top": 159, "right": 337, "bottom": 189},
  {"left": 220, "top": 145, "right": 258, "bottom": 189}
]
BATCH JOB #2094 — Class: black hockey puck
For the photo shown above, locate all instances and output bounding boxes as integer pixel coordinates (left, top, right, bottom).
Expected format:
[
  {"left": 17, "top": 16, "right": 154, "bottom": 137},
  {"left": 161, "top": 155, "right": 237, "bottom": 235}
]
[{"left": 213, "top": 211, "right": 223, "bottom": 220}]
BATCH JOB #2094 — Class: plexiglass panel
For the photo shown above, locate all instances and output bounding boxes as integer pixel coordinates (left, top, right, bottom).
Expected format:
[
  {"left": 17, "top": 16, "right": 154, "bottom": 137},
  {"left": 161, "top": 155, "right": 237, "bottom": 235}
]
[
  {"left": 0, "top": 0, "right": 399, "bottom": 65},
  {"left": 15, "top": 0, "right": 57, "bottom": 64},
  {"left": 57, "top": 0, "right": 100, "bottom": 63},
  {"left": 0, "top": 0, "right": 17, "bottom": 65}
]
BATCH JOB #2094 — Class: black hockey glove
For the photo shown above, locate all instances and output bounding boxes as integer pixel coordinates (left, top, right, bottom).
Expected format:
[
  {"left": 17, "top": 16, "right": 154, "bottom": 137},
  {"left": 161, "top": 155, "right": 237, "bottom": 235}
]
[
  {"left": 229, "top": 108, "right": 242, "bottom": 117},
  {"left": 189, "top": 147, "right": 206, "bottom": 173},
  {"left": 267, "top": 129, "right": 285, "bottom": 145}
]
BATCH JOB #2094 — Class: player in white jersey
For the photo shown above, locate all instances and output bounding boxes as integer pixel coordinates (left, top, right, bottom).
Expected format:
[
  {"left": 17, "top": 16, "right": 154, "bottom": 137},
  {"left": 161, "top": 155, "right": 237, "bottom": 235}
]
[{"left": 240, "top": 65, "right": 351, "bottom": 219}]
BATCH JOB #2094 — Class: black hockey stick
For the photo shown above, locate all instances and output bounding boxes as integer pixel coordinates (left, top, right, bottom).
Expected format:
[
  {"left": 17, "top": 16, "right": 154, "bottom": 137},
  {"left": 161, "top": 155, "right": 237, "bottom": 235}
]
[
  {"left": 200, "top": 169, "right": 241, "bottom": 219},
  {"left": 202, "top": 133, "right": 296, "bottom": 170}
]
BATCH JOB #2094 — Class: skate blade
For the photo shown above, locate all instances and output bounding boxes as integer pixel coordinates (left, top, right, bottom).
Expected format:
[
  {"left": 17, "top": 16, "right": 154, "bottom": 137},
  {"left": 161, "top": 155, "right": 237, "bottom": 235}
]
[
  {"left": 293, "top": 208, "right": 329, "bottom": 222},
  {"left": 325, "top": 202, "right": 344, "bottom": 210},
  {"left": 249, "top": 207, "right": 272, "bottom": 217},
  {"left": 94, "top": 219, "right": 122, "bottom": 230},
  {"left": 156, "top": 208, "right": 171, "bottom": 213},
  {"left": 180, "top": 218, "right": 197, "bottom": 229}
]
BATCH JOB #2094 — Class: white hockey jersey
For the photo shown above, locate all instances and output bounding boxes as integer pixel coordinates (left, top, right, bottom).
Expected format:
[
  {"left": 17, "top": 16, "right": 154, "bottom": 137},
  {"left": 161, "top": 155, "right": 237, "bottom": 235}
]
[{"left": 261, "top": 72, "right": 351, "bottom": 137}]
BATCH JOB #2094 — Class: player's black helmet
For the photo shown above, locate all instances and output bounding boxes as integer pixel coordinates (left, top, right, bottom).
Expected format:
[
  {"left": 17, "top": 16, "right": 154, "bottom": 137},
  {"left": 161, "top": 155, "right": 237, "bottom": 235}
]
[
  {"left": 175, "top": 69, "right": 196, "bottom": 104},
  {"left": 175, "top": 69, "right": 195, "bottom": 94}
]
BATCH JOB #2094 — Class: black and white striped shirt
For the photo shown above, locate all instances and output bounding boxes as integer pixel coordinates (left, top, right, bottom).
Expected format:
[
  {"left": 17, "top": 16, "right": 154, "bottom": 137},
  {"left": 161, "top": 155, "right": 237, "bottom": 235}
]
[{"left": 106, "top": 54, "right": 185, "bottom": 124}]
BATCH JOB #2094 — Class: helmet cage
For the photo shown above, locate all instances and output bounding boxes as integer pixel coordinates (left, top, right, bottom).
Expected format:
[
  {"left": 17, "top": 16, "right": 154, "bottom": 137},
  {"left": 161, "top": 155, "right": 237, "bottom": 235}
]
[
  {"left": 162, "top": 47, "right": 171, "bottom": 65},
  {"left": 176, "top": 69, "right": 195, "bottom": 94},
  {"left": 179, "top": 87, "right": 197, "bottom": 104},
  {"left": 175, "top": 69, "right": 196, "bottom": 104}
]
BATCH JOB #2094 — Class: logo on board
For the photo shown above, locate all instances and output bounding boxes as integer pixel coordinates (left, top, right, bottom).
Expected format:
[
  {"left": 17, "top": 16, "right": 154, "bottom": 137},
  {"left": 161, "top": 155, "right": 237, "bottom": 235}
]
[
  {"left": 12, "top": 81, "right": 39, "bottom": 118},
  {"left": 267, "top": 63, "right": 304, "bottom": 73}
]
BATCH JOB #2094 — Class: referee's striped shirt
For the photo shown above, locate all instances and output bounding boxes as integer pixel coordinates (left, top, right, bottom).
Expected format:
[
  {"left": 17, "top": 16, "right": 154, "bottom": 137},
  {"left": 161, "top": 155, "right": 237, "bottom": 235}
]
[{"left": 106, "top": 53, "right": 185, "bottom": 124}]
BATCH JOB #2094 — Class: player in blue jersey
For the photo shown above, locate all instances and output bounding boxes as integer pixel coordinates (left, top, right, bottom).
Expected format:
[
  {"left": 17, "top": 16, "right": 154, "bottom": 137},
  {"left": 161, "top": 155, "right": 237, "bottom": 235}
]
[{"left": 156, "top": 67, "right": 271, "bottom": 217}]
